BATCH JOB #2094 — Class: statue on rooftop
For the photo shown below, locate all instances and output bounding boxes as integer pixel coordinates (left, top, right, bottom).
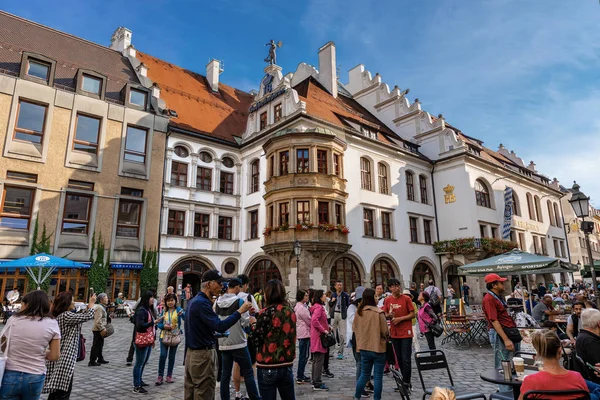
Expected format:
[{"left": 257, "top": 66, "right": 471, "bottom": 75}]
[{"left": 264, "top": 40, "right": 282, "bottom": 65}]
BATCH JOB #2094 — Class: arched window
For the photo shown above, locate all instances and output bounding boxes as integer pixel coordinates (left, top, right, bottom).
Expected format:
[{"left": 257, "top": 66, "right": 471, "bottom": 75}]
[
  {"left": 511, "top": 191, "right": 520, "bottom": 216},
  {"left": 413, "top": 262, "right": 435, "bottom": 287},
  {"left": 330, "top": 257, "right": 362, "bottom": 292},
  {"left": 360, "top": 158, "right": 372, "bottom": 191},
  {"left": 547, "top": 200, "right": 555, "bottom": 226},
  {"left": 406, "top": 171, "right": 415, "bottom": 201},
  {"left": 167, "top": 259, "right": 209, "bottom": 294},
  {"left": 174, "top": 145, "right": 189, "bottom": 158},
  {"left": 534, "top": 195, "right": 543, "bottom": 222},
  {"left": 250, "top": 160, "right": 260, "bottom": 193},
  {"left": 474, "top": 179, "right": 491, "bottom": 208},
  {"left": 248, "top": 259, "right": 282, "bottom": 294},
  {"left": 372, "top": 259, "right": 395, "bottom": 287},
  {"left": 378, "top": 163, "right": 388, "bottom": 195},
  {"left": 553, "top": 203, "right": 562, "bottom": 227},
  {"left": 526, "top": 193, "right": 535, "bottom": 220},
  {"left": 419, "top": 175, "right": 428, "bottom": 204}
]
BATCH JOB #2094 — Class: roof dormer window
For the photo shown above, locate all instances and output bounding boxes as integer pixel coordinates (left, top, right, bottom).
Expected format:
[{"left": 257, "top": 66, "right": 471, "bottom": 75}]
[
  {"left": 122, "top": 84, "right": 150, "bottom": 111},
  {"left": 129, "top": 89, "right": 147, "bottom": 108},
  {"left": 19, "top": 52, "right": 56, "bottom": 86},
  {"left": 27, "top": 60, "right": 50, "bottom": 81},
  {"left": 75, "top": 69, "right": 107, "bottom": 100},
  {"left": 81, "top": 75, "right": 102, "bottom": 95}
]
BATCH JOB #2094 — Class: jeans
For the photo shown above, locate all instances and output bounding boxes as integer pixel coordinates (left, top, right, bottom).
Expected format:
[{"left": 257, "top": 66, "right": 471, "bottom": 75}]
[
  {"left": 391, "top": 337, "right": 413, "bottom": 384},
  {"left": 463, "top": 295, "right": 469, "bottom": 306},
  {"left": 424, "top": 331, "right": 436, "bottom": 350},
  {"left": 158, "top": 340, "right": 178, "bottom": 378},
  {"left": 257, "top": 366, "right": 295, "bottom": 400},
  {"left": 587, "top": 380, "right": 600, "bottom": 400},
  {"left": 354, "top": 351, "right": 386, "bottom": 400},
  {"left": 133, "top": 344, "right": 152, "bottom": 387},
  {"left": 220, "top": 347, "right": 261, "bottom": 400},
  {"left": 90, "top": 330, "right": 105, "bottom": 363},
  {"left": 297, "top": 338, "right": 310, "bottom": 379},
  {"left": 47, "top": 376, "right": 73, "bottom": 400},
  {"left": 352, "top": 345, "right": 362, "bottom": 382},
  {"left": 489, "top": 328, "right": 521, "bottom": 392},
  {"left": 0, "top": 370, "right": 45, "bottom": 400}
]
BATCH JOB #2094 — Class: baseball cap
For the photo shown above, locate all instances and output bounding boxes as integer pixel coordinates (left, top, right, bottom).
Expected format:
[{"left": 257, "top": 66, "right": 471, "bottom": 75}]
[
  {"left": 201, "top": 270, "right": 225, "bottom": 283},
  {"left": 355, "top": 286, "right": 366, "bottom": 301},
  {"left": 228, "top": 278, "right": 242, "bottom": 288},
  {"left": 484, "top": 273, "right": 508, "bottom": 284}
]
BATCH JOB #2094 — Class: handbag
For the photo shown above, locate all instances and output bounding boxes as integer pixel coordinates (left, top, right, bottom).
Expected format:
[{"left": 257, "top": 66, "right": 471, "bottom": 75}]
[
  {"left": 104, "top": 323, "right": 115, "bottom": 337},
  {"left": 504, "top": 327, "right": 522, "bottom": 343},
  {"left": 162, "top": 329, "right": 181, "bottom": 347},
  {"left": 320, "top": 332, "right": 336, "bottom": 348},
  {"left": 427, "top": 321, "right": 444, "bottom": 338},
  {"left": 76, "top": 333, "right": 86, "bottom": 362},
  {"left": 134, "top": 311, "right": 155, "bottom": 348}
]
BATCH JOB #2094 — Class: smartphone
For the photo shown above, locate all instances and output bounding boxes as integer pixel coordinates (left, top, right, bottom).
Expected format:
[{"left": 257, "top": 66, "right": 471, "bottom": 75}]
[
  {"left": 247, "top": 294, "right": 253, "bottom": 303},
  {"left": 586, "top": 362, "right": 600, "bottom": 374}
]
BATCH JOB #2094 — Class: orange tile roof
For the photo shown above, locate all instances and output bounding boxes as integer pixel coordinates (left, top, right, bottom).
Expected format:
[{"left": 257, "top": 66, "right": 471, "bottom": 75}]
[{"left": 137, "top": 52, "right": 254, "bottom": 144}]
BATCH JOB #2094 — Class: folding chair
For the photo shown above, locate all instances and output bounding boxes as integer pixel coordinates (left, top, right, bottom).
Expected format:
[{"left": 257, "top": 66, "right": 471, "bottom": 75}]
[
  {"left": 522, "top": 389, "right": 590, "bottom": 399},
  {"left": 447, "top": 316, "right": 471, "bottom": 348},
  {"left": 414, "top": 350, "right": 486, "bottom": 400}
]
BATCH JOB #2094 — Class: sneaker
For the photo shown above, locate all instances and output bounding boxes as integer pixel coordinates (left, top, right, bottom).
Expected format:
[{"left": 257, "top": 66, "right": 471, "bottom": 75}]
[
  {"left": 155, "top": 377, "right": 163, "bottom": 386},
  {"left": 365, "top": 381, "right": 374, "bottom": 392},
  {"left": 296, "top": 378, "right": 307, "bottom": 385},
  {"left": 302, "top": 376, "right": 312, "bottom": 383},
  {"left": 323, "top": 371, "right": 334, "bottom": 378},
  {"left": 337, "top": 354, "right": 344, "bottom": 360},
  {"left": 313, "top": 383, "right": 330, "bottom": 391},
  {"left": 88, "top": 362, "right": 101, "bottom": 366},
  {"left": 140, "top": 382, "right": 149, "bottom": 387},
  {"left": 98, "top": 360, "right": 109, "bottom": 364},
  {"left": 166, "top": 376, "right": 173, "bottom": 384},
  {"left": 361, "top": 391, "right": 370, "bottom": 398},
  {"left": 126, "top": 361, "right": 132, "bottom": 366},
  {"left": 133, "top": 387, "right": 148, "bottom": 394}
]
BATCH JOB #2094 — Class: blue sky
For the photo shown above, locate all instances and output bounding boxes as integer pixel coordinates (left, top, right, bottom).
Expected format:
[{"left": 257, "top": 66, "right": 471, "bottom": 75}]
[{"left": 4, "top": 0, "right": 600, "bottom": 202}]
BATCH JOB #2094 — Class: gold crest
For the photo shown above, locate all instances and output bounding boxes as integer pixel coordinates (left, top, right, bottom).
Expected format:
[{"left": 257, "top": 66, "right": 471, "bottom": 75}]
[{"left": 444, "top": 184, "right": 456, "bottom": 204}]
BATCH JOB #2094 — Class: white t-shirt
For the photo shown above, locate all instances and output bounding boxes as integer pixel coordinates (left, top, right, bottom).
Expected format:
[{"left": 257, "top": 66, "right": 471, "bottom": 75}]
[{"left": 3, "top": 315, "right": 60, "bottom": 375}]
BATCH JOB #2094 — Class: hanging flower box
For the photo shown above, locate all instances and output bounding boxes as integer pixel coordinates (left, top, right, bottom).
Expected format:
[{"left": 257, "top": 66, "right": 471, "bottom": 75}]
[{"left": 433, "top": 237, "right": 518, "bottom": 255}]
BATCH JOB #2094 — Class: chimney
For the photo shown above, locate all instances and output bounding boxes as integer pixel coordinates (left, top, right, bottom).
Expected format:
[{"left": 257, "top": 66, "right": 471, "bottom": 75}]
[
  {"left": 151, "top": 83, "right": 160, "bottom": 99},
  {"left": 109, "top": 27, "right": 132, "bottom": 53},
  {"left": 318, "top": 41, "right": 337, "bottom": 98},
  {"left": 206, "top": 59, "right": 220, "bottom": 92}
]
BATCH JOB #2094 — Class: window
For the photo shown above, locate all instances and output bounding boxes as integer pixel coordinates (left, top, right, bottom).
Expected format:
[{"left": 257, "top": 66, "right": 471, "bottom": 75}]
[
  {"left": 170, "top": 161, "right": 188, "bottom": 187},
  {"left": 26, "top": 59, "right": 50, "bottom": 81},
  {"left": 174, "top": 146, "right": 189, "bottom": 158},
  {"left": 199, "top": 151, "right": 213, "bottom": 163},
  {"left": 0, "top": 186, "right": 34, "bottom": 229},
  {"left": 317, "top": 150, "right": 328, "bottom": 174},
  {"left": 491, "top": 226, "right": 498, "bottom": 239},
  {"left": 480, "top": 224, "right": 487, "bottom": 238},
  {"left": 534, "top": 196, "right": 543, "bottom": 222},
  {"left": 259, "top": 112, "right": 267, "bottom": 130},
  {"left": 526, "top": 193, "right": 535, "bottom": 220},
  {"left": 378, "top": 163, "right": 389, "bottom": 194},
  {"left": 68, "top": 180, "right": 94, "bottom": 191},
  {"left": 129, "top": 89, "right": 147, "bottom": 108},
  {"left": 279, "top": 203, "right": 289, "bottom": 226},
  {"left": 222, "top": 157, "right": 235, "bottom": 168},
  {"left": 224, "top": 262, "right": 236, "bottom": 275},
  {"left": 547, "top": 200, "right": 555, "bottom": 226},
  {"left": 121, "top": 187, "right": 143, "bottom": 197},
  {"left": 6, "top": 171, "right": 37, "bottom": 183},
  {"left": 268, "top": 205, "right": 274, "bottom": 227},
  {"left": 533, "top": 235, "right": 540, "bottom": 254},
  {"left": 518, "top": 232, "right": 526, "bottom": 251},
  {"left": 335, "top": 204, "right": 342, "bottom": 225},
  {"left": 250, "top": 160, "right": 260, "bottom": 193},
  {"left": 116, "top": 199, "right": 141, "bottom": 238},
  {"left": 167, "top": 210, "right": 185, "bottom": 236},
  {"left": 72, "top": 114, "right": 101, "bottom": 155},
  {"left": 274, "top": 104, "right": 282, "bottom": 123},
  {"left": 318, "top": 202, "right": 329, "bottom": 224},
  {"left": 372, "top": 259, "right": 395, "bottom": 287},
  {"left": 296, "top": 149, "right": 309, "bottom": 173},
  {"left": 475, "top": 180, "right": 491, "bottom": 208},
  {"left": 510, "top": 230, "right": 517, "bottom": 243},
  {"left": 382, "top": 212, "right": 392, "bottom": 239},
  {"left": 81, "top": 74, "right": 102, "bottom": 95},
  {"left": 279, "top": 151, "right": 289, "bottom": 175},
  {"left": 197, "top": 167, "right": 212, "bottom": 191},
  {"left": 268, "top": 155, "right": 274, "bottom": 179},
  {"left": 249, "top": 210, "right": 259, "bottom": 239},
  {"left": 124, "top": 126, "right": 147, "bottom": 163},
  {"left": 218, "top": 216, "right": 232, "bottom": 240},
  {"left": 406, "top": 172, "right": 415, "bottom": 201},
  {"left": 297, "top": 201, "right": 310, "bottom": 224},
  {"left": 554, "top": 239, "right": 560, "bottom": 257},
  {"left": 333, "top": 154, "right": 340, "bottom": 176},
  {"left": 559, "top": 241, "right": 566, "bottom": 258},
  {"left": 512, "top": 192, "right": 520, "bottom": 216},
  {"left": 363, "top": 209, "right": 374, "bottom": 236},
  {"left": 409, "top": 217, "right": 418, "bottom": 242},
  {"left": 62, "top": 193, "right": 92, "bottom": 234},
  {"left": 330, "top": 257, "right": 362, "bottom": 293},
  {"left": 220, "top": 172, "right": 234, "bottom": 195},
  {"left": 424, "top": 219, "right": 432, "bottom": 244},
  {"left": 14, "top": 100, "right": 47, "bottom": 144},
  {"left": 419, "top": 175, "right": 428, "bottom": 204},
  {"left": 541, "top": 236, "right": 548, "bottom": 255},
  {"left": 553, "top": 203, "right": 562, "bottom": 227},
  {"left": 360, "top": 158, "right": 372, "bottom": 190}
]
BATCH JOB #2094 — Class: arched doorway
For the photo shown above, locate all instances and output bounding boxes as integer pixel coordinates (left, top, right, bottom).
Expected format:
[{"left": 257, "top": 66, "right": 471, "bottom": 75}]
[
  {"left": 372, "top": 259, "right": 395, "bottom": 287},
  {"left": 446, "top": 264, "right": 465, "bottom": 299},
  {"left": 248, "top": 259, "right": 282, "bottom": 295},
  {"left": 167, "top": 259, "right": 209, "bottom": 296},
  {"left": 413, "top": 262, "right": 435, "bottom": 288},
  {"left": 330, "top": 257, "right": 362, "bottom": 292}
]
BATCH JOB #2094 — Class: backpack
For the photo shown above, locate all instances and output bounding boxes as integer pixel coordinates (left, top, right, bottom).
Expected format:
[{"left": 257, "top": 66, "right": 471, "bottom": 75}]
[{"left": 429, "top": 288, "right": 440, "bottom": 306}]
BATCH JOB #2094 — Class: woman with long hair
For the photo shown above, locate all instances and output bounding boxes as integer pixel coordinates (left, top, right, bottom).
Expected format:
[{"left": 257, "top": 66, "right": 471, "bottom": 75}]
[
  {"left": 43, "top": 292, "right": 97, "bottom": 399},
  {"left": 309, "top": 289, "right": 330, "bottom": 392},
  {"left": 0, "top": 290, "right": 60, "bottom": 400},
  {"left": 417, "top": 291, "right": 438, "bottom": 350},
  {"left": 133, "top": 290, "right": 162, "bottom": 394},
  {"left": 353, "top": 288, "right": 389, "bottom": 400},
  {"left": 155, "top": 293, "right": 184, "bottom": 385},
  {"left": 294, "top": 289, "right": 311, "bottom": 384},
  {"left": 253, "top": 279, "right": 297, "bottom": 400}
]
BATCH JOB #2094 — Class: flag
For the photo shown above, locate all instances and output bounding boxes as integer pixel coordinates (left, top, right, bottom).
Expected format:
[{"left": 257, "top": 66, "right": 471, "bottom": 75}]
[{"left": 502, "top": 186, "right": 513, "bottom": 240}]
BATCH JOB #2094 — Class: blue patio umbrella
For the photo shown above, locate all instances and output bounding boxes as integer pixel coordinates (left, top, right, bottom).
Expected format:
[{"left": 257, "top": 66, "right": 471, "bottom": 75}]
[{"left": 0, "top": 253, "right": 88, "bottom": 289}]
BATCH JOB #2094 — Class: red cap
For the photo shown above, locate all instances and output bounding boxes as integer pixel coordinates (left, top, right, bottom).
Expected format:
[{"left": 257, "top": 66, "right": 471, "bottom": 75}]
[{"left": 484, "top": 273, "right": 508, "bottom": 283}]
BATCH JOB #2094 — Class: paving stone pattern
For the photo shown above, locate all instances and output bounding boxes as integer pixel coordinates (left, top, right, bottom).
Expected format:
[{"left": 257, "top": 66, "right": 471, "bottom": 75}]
[{"left": 34, "top": 318, "right": 498, "bottom": 399}]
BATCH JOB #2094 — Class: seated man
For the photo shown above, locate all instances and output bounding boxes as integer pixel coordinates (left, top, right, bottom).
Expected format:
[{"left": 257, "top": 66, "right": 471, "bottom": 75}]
[
  {"left": 576, "top": 308, "right": 600, "bottom": 384},
  {"left": 532, "top": 294, "right": 560, "bottom": 322},
  {"left": 567, "top": 301, "right": 585, "bottom": 344}
]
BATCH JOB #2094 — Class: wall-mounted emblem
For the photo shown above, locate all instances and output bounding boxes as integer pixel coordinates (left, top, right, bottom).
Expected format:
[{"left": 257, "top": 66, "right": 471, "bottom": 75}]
[
  {"left": 262, "top": 74, "right": 274, "bottom": 94},
  {"left": 443, "top": 184, "right": 456, "bottom": 204}
]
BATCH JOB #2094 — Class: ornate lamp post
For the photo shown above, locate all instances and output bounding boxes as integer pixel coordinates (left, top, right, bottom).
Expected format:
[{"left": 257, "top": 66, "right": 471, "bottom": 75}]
[
  {"left": 568, "top": 182, "right": 598, "bottom": 306},
  {"left": 294, "top": 240, "right": 302, "bottom": 290}
]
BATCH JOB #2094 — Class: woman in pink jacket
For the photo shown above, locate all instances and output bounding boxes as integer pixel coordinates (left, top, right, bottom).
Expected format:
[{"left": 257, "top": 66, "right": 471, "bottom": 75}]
[
  {"left": 294, "top": 290, "right": 311, "bottom": 384},
  {"left": 418, "top": 291, "right": 438, "bottom": 350},
  {"left": 309, "top": 290, "right": 329, "bottom": 392}
]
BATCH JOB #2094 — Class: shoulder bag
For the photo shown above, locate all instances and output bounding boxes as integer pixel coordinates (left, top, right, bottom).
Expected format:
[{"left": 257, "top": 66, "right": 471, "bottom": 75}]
[
  {"left": 104, "top": 322, "right": 115, "bottom": 337},
  {"left": 162, "top": 310, "right": 181, "bottom": 347},
  {"left": 320, "top": 332, "right": 336, "bottom": 348},
  {"left": 76, "top": 333, "right": 86, "bottom": 362},
  {"left": 134, "top": 311, "right": 155, "bottom": 348}
]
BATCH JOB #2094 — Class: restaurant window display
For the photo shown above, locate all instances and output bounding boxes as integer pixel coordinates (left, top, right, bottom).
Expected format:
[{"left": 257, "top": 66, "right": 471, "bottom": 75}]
[
  {"left": 0, "top": 268, "right": 27, "bottom": 303},
  {"left": 106, "top": 269, "right": 140, "bottom": 301},
  {"left": 47, "top": 268, "right": 89, "bottom": 301}
]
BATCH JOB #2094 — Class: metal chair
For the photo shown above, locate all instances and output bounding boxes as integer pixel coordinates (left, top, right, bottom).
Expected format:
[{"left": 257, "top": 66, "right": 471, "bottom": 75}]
[
  {"left": 390, "top": 366, "right": 411, "bottom": 400},
  {"left": 414, "top": 350, "right": 487, "bottom": 400},
  {"left": 522, "top": 389, "right": 590, "bottom": 399},
  {"left": 489, "top": 391, "right": 513, "bottom": 400},
  {"left": 447, "top": 316, "right": 472, "bottom": 348}
]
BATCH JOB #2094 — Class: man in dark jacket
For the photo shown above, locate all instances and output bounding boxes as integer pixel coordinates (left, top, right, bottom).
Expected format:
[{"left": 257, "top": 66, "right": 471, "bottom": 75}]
[
  {"left": 184, "top": 270, "right": 252, "bottom": 400},
  {"left": 576, "top": 308, "right": 600, "bottom": 384},
  {"left": 329, "top": 280, "right": 350, "bottom": 360}
]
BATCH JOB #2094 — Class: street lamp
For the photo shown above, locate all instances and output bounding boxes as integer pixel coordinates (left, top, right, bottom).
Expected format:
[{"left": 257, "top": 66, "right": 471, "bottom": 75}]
[
  {"left": 294, "top": 240, "right": 302, "bottom": 290},
  {"left": 568, "top": 181, "right": 598, "bottom": 306}
]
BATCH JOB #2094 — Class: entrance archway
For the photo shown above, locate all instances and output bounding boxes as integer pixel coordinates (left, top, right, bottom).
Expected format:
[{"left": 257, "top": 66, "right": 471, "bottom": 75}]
[
  {"left": 330, "top": 257, "right": 362, "bottom": 292},
  {"left": 167, "top": 259, "right": 209, "bottom": 296},
  {"left": 248, "top": 259, "right": 282, "bottom": 295},
  {"left": 371, "top": 259, "right": 395, "bottom": 287},
  {"left": 413, "top": 262, "right": 435, "bottom": 288},
  {"left": 446, "top": 264, "right": 465, "bottom": 298}
]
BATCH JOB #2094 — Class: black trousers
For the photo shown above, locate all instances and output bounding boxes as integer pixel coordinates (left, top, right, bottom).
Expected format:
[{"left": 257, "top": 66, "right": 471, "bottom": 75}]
[
  {"left": 424, "top": 332, "right": 436, "bottom": 350},
  {"left": 90, "top": 331, "right": 105, "bottom": 363},
  {"left": 127, "top": 326, "right": 136, "bottom": 362},
  {"left": 391, "top": 337, "right": 412, "bottom": 384},
  {"left": 48, "top": 376, "right": 73, "bottom": 400},
  {"left": 324, "top": 347, "right": 330, "bottom": 371}
]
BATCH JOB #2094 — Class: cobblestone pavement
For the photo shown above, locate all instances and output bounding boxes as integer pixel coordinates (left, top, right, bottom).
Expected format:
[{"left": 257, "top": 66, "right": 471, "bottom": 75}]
[{"left": 36, "top": 318, "right": 498, "bottom": 399}]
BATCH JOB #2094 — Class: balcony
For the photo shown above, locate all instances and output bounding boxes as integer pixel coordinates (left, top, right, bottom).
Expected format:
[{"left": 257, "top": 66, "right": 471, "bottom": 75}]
[
  {"left": 434, "top": 237, "right": 518, "bottom": 256},
  {"left": 265, "top": 173, "right": 347, "bottom": 195},
  {"left": 263, "top": 224, "right": 349, "bottom": 246}
]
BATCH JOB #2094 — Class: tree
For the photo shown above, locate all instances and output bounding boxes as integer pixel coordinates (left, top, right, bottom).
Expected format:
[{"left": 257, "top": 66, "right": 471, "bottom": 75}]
[
  {"left": 140, "top": 247, "right": 158, "bottom": 295},
  {"left": 87, "top": 232, "right": 110, "bottom": 295},
  {"left": 27, "top": 218, "right": 53, "bottom": 291}
]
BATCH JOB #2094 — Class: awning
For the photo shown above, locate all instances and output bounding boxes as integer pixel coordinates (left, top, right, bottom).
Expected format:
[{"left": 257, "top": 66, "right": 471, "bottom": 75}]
[
  {"left": 457, "top": 249, "right": 577, "bottom": 276},
  {"left": 0, "top": 253, "right": 89, "bottom": 288}
]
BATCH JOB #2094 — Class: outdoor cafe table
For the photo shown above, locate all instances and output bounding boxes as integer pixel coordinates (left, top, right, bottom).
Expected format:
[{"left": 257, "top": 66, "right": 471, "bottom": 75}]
[
  {"left": 480, "top": 369, "right": 537, "bottom": 400},
  {"left": 549, "top": 314, "right": 569, "bottom": 324},
  {"left": 466, "top": 314, "right": 489, "bottom": 345}
]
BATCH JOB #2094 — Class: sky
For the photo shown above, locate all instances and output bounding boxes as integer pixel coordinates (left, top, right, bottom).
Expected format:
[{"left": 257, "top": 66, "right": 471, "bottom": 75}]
[{"left": 4, "top": 0, "right": 600, "bottom": 202}]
